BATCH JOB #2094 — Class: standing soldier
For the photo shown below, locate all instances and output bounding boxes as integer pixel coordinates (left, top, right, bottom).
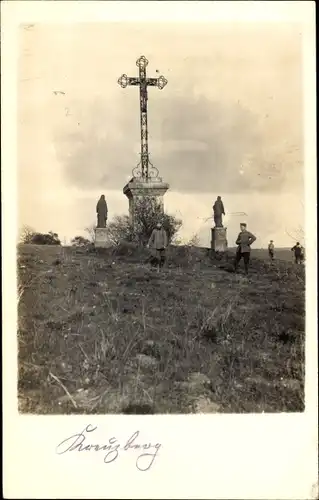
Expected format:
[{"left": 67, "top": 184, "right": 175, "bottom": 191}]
[
  {"left": 234, "top": 223, "right": 257, "bottom": 275},
  {"left": 268, "top": 240, "right": 275, "bottom": 260},
  {"left": 291, "top": 242, "right": 304, "bottom": 264},
  {"left": 147, "top": 222, "right": 168, "bottom": 272}
]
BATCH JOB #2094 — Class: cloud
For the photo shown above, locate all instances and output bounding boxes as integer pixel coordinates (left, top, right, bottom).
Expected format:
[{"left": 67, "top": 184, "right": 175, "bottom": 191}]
[
  {"left": 160, "top": 139, "right": 209, "bottom": 153},
  {"left": 53, "top": 90, "right": 303, "bottom": 195}
]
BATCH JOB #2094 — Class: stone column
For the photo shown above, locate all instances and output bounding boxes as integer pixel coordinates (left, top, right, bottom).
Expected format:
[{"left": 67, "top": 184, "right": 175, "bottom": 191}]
[
  {"left": 123, "top": 176, "right": 170, "bottom": 223},
  {"left": 94, "top": 227, "right": 112, "bottom": 248},
  {"left": 211, "top": 227, "right": 228, "bottom": 253}
]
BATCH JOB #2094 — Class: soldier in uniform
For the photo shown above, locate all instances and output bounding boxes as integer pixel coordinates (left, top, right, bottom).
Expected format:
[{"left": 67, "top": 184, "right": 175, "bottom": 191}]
[
  {"left": 147, "top": 222, "right": 168, "bottom": 271},
  {"left": 234, "top": 223, "right": 257, "bottom": 274},
  {"left": 291, "top": 242, "right": 304, "bottom": 264},
  {"left": 268, "top": 240, "right": 275, "bottom": 260}
]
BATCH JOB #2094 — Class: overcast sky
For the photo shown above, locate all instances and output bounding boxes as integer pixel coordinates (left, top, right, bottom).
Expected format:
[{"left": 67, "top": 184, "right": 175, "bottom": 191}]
[{"left": 18, "top": 22, "right": 304, "bottom": 247}]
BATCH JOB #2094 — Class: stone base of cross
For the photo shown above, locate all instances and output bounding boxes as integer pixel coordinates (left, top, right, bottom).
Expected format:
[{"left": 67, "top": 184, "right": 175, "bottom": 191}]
[{"left": 123, "top": 177, "right": 170, "bottom": 224}]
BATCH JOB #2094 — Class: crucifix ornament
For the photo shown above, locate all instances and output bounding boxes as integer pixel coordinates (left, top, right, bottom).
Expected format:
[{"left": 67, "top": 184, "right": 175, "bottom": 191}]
[{"left": 118, "top": 56, "right": 168, "bottom": 180}]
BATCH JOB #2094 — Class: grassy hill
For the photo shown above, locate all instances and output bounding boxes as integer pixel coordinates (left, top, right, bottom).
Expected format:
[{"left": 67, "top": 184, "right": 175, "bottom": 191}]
[{"left": 18, "top": 243, "right": 305, "bottom": 414}]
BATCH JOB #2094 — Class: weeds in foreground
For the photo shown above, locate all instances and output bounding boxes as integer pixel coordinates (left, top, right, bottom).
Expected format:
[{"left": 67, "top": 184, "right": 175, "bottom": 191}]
[{"left": 17, "top": 244, "right": 305, "bottom": 414}]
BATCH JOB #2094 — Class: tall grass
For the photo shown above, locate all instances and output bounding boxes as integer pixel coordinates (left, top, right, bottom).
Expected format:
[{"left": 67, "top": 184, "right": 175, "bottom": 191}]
[{"left": 17, "top": 244, "right": 305, "bottom": 414}]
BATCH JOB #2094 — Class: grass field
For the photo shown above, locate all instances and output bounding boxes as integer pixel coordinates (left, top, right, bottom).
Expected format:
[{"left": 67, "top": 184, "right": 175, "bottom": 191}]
[{"left": 17, "top": 243, "right": 305, "bottom": 414}]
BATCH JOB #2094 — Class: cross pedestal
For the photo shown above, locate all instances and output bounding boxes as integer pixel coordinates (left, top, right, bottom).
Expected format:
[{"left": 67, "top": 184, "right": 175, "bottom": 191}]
[
  {"left": 211, "top": 227, "right": 228, "bottom": 253},
  {"left": 94, "top": 228, "right": 112, "bottom": 248},
  {"left": 123, "top": 177, "right": 170, "bottom": 223}
]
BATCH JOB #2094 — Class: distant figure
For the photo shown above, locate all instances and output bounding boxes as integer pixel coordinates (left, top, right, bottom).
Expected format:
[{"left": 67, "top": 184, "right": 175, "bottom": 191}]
[
  {"left": 234, "top": 223, "right": 257, "bottom": 275},
  {"left": 147, "top": 222, "right": 168, "bottom": 271},
  {"left": 213, "top": 196, "right": 225, "bottom": 227},
  {"left": 268, "top": 240, "right": 275, "bottom": 260},
  {"left": 291, "top": 242, "right": 304, "bottom": 264},
  {"left": 96, "top": 195, "right": 108, "bottom": 228}
]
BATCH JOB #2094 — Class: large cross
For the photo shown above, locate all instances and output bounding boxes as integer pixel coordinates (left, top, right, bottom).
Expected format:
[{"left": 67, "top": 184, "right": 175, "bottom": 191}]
[{"left": 118, "top": 55, "right": 168, "bottom": 180}]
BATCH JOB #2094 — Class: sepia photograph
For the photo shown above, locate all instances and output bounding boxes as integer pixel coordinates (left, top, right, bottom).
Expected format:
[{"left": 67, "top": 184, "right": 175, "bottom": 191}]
[{"left": 17, "top": 20, "right": 306, "bottom": 416}]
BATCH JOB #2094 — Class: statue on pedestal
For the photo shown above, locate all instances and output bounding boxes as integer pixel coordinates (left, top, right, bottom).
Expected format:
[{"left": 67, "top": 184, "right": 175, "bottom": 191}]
[
  {"left": 213, "top": 196, "right": 225, "bottom": 228},
  {"left": 96, "top": 195, "right": 108, "bottom": 228}
]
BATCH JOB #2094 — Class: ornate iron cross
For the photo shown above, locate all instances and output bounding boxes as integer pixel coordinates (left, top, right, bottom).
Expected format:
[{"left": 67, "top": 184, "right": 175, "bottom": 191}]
[{"left": 118, "top": 55, "right": 168, "bottom": 180}]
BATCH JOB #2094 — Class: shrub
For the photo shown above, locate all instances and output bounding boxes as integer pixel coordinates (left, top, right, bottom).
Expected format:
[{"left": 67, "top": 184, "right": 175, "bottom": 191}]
[
  {"left": 19, "top": 225, "right": 35, "bottom": 244},
  {"left": 71, "top": 236, "right": 91, "bottom": 247},
  {"left": 105, "top": 215, "right": 134, "bottom": 246},
  {"left": 20, "top": 227, "right": 61, "bottom": 245},
  {"left": 104, "top": 197, "right": 182, "bottom": 246}
]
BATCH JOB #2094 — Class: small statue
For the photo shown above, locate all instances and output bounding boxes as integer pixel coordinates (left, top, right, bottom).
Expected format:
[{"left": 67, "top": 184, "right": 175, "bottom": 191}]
[
  {"left": 213, "top": 196, "right": 225, "bottom": 227},
  {"left": 96, "top": 194, "right": 108, "bottom": 228}
]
